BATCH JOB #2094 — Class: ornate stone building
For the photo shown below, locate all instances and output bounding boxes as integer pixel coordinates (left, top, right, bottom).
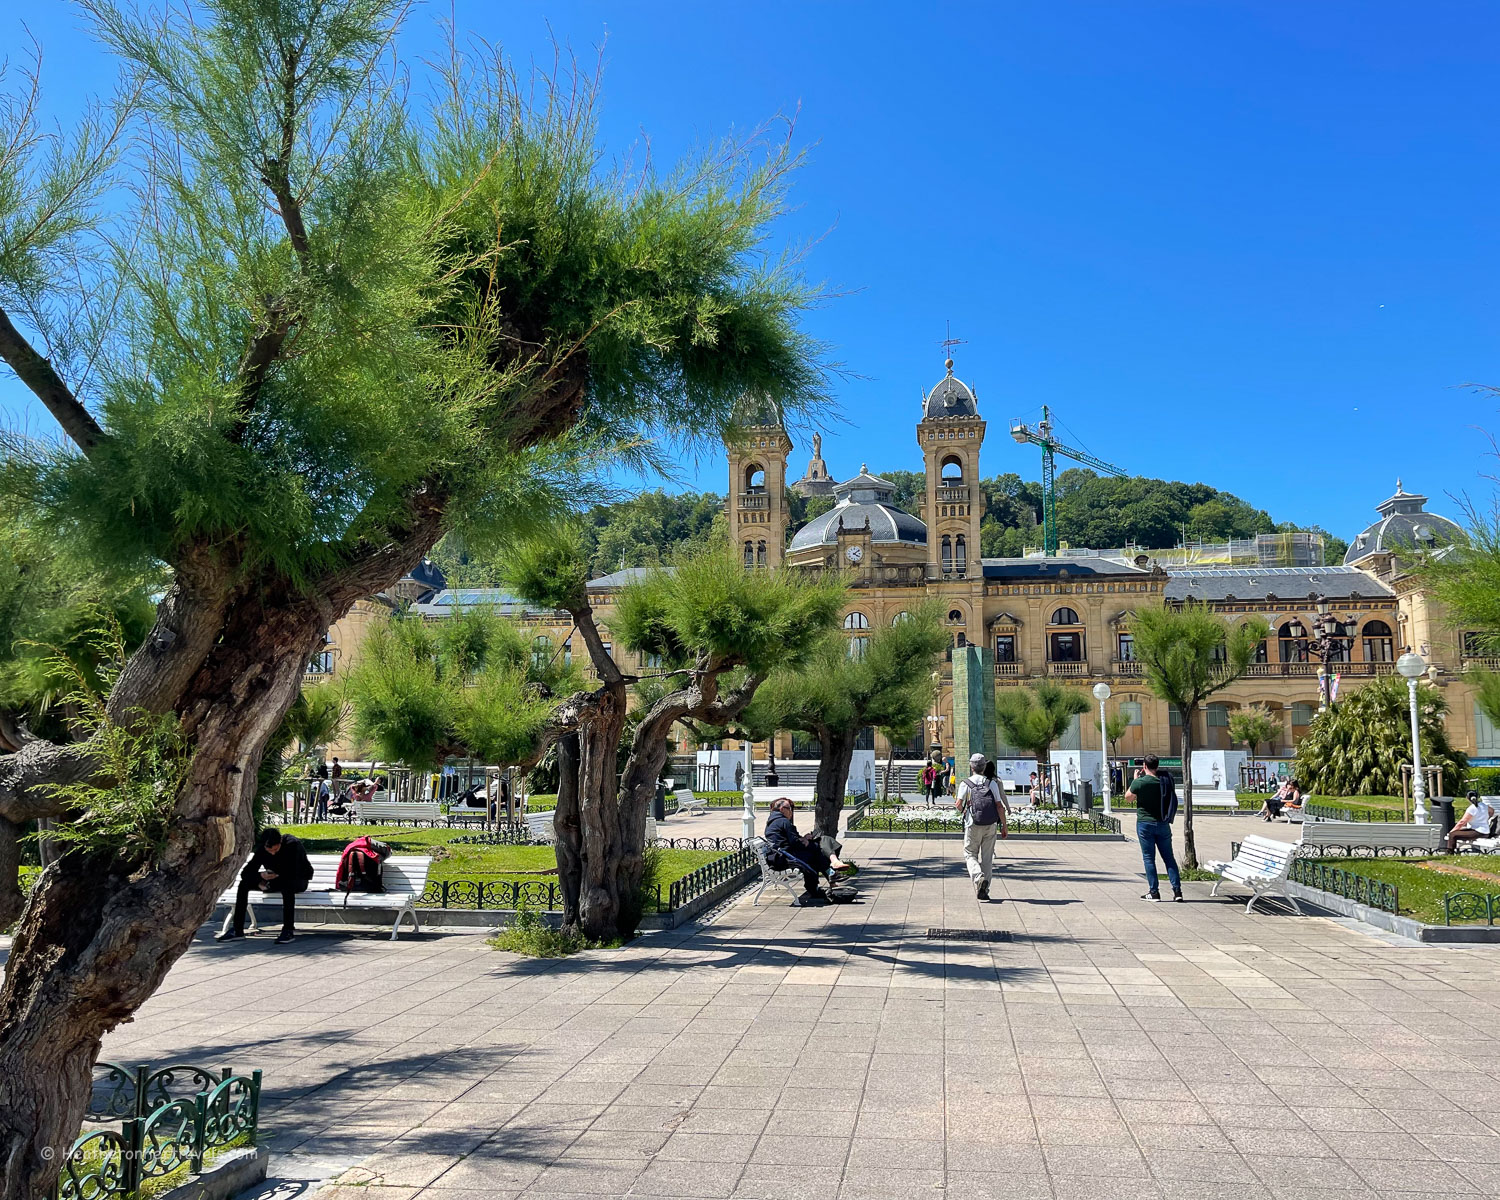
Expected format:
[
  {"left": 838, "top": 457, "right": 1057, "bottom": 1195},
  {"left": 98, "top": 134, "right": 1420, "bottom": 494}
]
[{"left": 315, "top": 361, "right": 1493, "bottom": 772}]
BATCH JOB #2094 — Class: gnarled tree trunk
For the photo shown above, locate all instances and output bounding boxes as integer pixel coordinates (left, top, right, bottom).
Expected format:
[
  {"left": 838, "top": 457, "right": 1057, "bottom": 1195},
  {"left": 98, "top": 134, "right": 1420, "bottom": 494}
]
[
  {"left": 812, "top": 725, "right": 857, "bottom": 841},
  {"left": 552, "top": 732, "right": 583, "bottom": 930},
  {"left": 0, "top": 521, "right": 439, "bottom": 1200}
]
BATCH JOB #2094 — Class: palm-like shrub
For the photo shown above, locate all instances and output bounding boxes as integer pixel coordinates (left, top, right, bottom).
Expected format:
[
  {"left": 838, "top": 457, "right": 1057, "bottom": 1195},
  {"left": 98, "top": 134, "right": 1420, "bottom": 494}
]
[
  {"left": 1293, "top": 675, "right": 1466, "bottom": 796},
  {"left": 995, "top": 681, "right": 1091, "bottom": 787}
]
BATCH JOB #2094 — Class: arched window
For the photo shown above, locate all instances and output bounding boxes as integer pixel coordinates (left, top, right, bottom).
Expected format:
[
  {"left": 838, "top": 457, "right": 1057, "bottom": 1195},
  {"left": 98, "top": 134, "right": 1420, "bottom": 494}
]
[
  {"left": 940, "top": 455, "right": 964, "bottom": 485},
  {"left": 1244, "top": 623, "right": 1268, "bottom": 663},
  {"left": 1050, "top": 607, "right": 1080, "bottom": 626},
  {"left": 743, "top": 540, "right": 754, "bottom": 568},
  {"left": 941, "top": 535, "right": 953, "bottom": 573},
  {"left": 955, "top": 534, "right": 967, "bottom": 575},
  {"left": 955, "top": 632, "right": 968, "bottom": 649},
  {"left": 947, "top": 609, "right": 964, "bottom": 624},
  {"left": 1279, "top": 620, "right": 1308, "bottom": 663},
  {"left": 756, "top": 540, "right": 767, "bottom": 567},
  {"left": 891, "top": 611, "right": 911, "bottom": 625},
  {"left": 743, "top": 463, "right": 765, "bottom": 493},
  {"left": 1362, "top": 619, "right": 1394, "bottom": 663},
  {"left": 531, "top": 635, "right": 551, "bottom": 670},
  {"left": 844, "top": 612, "right": 870, "bottom": 630}
]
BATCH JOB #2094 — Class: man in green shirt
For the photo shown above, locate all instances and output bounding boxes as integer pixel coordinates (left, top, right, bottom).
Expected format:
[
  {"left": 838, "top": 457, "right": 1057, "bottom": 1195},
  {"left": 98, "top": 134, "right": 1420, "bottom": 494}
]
[{"left": 1130, "top": 755, "right": 1181, "bottom": 902}]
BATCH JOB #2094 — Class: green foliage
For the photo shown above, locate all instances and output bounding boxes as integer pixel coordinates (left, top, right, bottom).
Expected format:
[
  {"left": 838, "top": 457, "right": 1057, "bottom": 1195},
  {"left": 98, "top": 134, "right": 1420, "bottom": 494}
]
[
  {"left": 1293, "top": 675, "right": 1466, "bottom": 797},
  {"left": 38, "top": 636, "right": 193, "bottom": 865},
  {"left": 488, "top": 894, "right": 615, "bottom": 957},
  {"left": 1053, "top": 471, "right": 1273, "bottom": 550},
  {"left": 1132, "top": 604, "right": 1270, "bottom": 715},
  {"left": 0, "top": 519, "right": 157, "bottom": 744},
  {"left": 345, "top": 609, "right": 578, "bottom": 770},
  {"left": 742, "top": 603, "right": 948, "bottom": 743},
  {"left": 996, "top": 681, "right": 1091, "bottom": 763},
  {"left": 1101, "top": 709, "right": 1131, "bottom": 753},
  {"left": 611, "top": 552, "right": 847, "bottom": 678},
  {"left": 281, "top": 681, "right": 350, "bottom": 752},
  {"left": 1, "top": 0, "right": 830, "bottom": 591},
  {"left": 1228, "top": 704, "right": 1278, "bottom": 757},
  {"left": 503, "top": 525, "right": 592, "bottom": 614},
  {"left": 1421, "top": 505, "right": 1495, "bottom": 657}
]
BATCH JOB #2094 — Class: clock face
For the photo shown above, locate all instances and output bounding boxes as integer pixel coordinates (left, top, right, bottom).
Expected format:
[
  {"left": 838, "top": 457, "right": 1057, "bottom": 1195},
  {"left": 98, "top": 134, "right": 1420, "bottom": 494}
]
[{"left": 846, "top": 545, "right": 863, "bottom": 564}]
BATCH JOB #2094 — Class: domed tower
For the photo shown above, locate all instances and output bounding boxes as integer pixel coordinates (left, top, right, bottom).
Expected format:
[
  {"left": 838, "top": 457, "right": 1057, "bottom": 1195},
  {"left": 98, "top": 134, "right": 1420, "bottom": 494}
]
[
  {"left": 725, "top": 411, "right": 792, "bottom": 568},
  {"left": 917, "top": 358, "right": 986, "bottom": 578}
]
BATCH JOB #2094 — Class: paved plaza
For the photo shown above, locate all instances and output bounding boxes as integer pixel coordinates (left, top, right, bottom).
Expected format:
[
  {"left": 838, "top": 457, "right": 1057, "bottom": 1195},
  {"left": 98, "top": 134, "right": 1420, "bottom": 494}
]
[{"left": 82, "top": 814, "right": 1500, "bottom": 1199}]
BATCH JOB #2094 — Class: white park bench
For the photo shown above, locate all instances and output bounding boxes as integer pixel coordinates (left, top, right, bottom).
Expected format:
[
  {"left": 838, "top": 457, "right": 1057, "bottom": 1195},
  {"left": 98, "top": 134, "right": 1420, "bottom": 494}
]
[
  {"left": 747, "top": 836, "right": 804, "bottom": 905},
  {"left": 216, "top": 854, "right": 429, "bottom": 939},
  {"left": 1203, "top": 835, "right": 1302, "bottom": 915},
  {"left": 1188, "top": 789, "right": 1241, "bottom": 811},
  {"left": 1298, "top": 819, "right": 1442, "bottom": 855},
  {"left": 672, "top": 789, "right": 708, "bottom": 816},
  {"left": 524, "top": 811, "right": 555, "bottom": 843},
  {"left": 349, "top": 799, "right": 443, "bottom": 825}
]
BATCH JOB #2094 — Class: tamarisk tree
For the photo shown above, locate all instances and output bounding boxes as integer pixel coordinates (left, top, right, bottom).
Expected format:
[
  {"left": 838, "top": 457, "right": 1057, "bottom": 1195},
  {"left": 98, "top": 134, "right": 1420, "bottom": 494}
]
[
  {"left": 0, "top": 1, "right": 826, "bottom": 1191},
  {"left": 741, "top": 604, "right": 948, "bottom": 838}
]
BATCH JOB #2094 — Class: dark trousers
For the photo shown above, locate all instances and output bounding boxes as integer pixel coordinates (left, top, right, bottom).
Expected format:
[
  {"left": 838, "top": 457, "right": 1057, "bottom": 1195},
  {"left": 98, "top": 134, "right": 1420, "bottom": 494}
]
[
  {"left": 233, "top": 862, "right": 300, "bottom": 935},
  {"left": 1137, "top": 818, "right": 1181, "bottom": 895},
  {"left": 1448, "top": 828, "right": 1484, "bottom": 854},
  {"left": 776, "top": 840, "right": 832, "bottom": 894}
]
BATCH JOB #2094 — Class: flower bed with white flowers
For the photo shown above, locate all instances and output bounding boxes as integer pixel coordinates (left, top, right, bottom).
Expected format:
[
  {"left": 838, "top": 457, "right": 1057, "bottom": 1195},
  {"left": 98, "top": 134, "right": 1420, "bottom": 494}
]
[{"left": 845, "top": 803, "right": 1120, "bottom": 837}]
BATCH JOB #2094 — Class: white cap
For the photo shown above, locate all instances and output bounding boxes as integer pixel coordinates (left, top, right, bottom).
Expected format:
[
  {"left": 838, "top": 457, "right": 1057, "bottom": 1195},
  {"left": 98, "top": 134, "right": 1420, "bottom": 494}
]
[{"left": 969, "top": 752, "right": 987, "bottom": 767}]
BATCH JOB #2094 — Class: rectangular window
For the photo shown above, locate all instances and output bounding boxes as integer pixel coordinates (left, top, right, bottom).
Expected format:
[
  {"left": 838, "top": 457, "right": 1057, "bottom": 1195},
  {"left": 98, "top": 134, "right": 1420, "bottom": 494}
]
[
  {"left": 1116, "top": 632, "right": 1135, "bottom": 662},
  {"left": 1477, "top": 703, "right": 1500, "bottom": 752},
  {"left": 1291, "top": 702, "right": 1315, "bottom": 725},
  {"left": 1207, "top": 705, "right": 1229, "bottom": 728},
  {"left": 1168, "top": 706, "right": 1181, "bottom": 727},
  {"left": 994, "top": 635, "right": 1016, "bottom": 663},
  {"left": 1121, "top": 701, "right": 1142, "bottom": 726}
]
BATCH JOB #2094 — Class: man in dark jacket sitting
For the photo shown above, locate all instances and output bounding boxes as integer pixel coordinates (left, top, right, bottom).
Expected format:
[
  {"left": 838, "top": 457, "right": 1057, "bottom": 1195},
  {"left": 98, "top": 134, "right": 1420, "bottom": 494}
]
[
  {"left": 217, "top": 827, "right": 315, "bottom": 944},
  {"left": 764, "top": 798, "right": 846, "bottom": 905}
]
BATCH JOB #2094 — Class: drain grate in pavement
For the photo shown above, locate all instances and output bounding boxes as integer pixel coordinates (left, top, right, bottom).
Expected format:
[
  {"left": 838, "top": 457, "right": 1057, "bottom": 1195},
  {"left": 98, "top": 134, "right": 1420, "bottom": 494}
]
[{"left": 926, "top": 928, "right": 1012, "bottom": 942}]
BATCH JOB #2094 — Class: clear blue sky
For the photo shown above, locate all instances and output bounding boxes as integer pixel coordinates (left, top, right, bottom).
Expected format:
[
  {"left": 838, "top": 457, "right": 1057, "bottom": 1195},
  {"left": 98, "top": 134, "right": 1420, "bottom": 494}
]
[{"left": 5, "top": 1, "right": 1498, "bottom": 544}]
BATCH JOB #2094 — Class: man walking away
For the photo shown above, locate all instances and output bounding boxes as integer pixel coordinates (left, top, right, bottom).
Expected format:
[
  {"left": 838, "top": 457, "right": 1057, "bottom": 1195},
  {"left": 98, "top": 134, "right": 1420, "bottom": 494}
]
[
  {"left": 957, "top": 753, "right": 1008, "bottom": 899},
  {"left": 1131, "top": 755, "right": 1182, "bottom": 902},
  {"left": 217, "top": 827, "right": 316, "bottom": 943}
]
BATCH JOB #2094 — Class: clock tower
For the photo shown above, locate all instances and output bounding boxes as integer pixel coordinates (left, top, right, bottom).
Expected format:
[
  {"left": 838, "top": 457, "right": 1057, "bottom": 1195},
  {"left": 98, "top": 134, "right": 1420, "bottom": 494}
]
[
  {"left": 725, "top": 415, "right": 792, "bottom": 568},
  {"left": 917, "top": 358, "right": 986, "bottom": 579}
]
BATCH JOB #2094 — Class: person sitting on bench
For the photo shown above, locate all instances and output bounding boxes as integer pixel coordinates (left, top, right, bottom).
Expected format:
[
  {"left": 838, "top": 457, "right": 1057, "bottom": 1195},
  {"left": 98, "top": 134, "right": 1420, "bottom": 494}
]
[
  {"left": 764, "top": 797, "right": 846, "bottom": 906},
  {"left": 1259, "top": 778, "right": 1292, "bottom": 822},
  {"left": 216, "top": 827, "right": 315, "bottom": 944},
  {"left": 1448, "top": 791, "right": 1497, "bottom": 854}
]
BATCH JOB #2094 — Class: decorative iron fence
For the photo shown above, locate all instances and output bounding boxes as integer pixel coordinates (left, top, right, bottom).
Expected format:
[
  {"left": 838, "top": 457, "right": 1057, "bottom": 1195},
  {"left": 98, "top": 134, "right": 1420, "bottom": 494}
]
[
  {"left": 1286, "top": 859, "right": 1399, "bottom": 914},
  {"left": 56, "top": 1063, "right": 260, "bottom": 1199},
  {"left": 1443, "top": 892, "right": 1500, "bottom": 925},
  {"left": 846, "top": 804, "right": 1120, "bottom": 836},
  {"left": 1303, "top": 803, "right": 1406, "bottom": 824},
  {"left": 417, "top": 839, "right": 753, "bottom": 915},
  {"left": 667, "top": 846, "right": 756, "bottom": 910},
  {"left": 449, "top": 825, "right": 543, "bottom": 846}
]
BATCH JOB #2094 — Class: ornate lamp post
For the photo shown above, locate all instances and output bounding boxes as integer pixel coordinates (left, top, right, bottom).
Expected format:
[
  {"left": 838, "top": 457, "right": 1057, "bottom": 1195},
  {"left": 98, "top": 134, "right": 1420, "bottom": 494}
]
[
  {"left": 1308, "top": 595, "right": 1352, "bottom": 713},
  {"left": 1093, "top": 681, "right": 1112, "bottom": 816},
  {"left": 741, "top": 742, "right": 756, "bottom": 841},
  {"left": 1396, "top": 652, "right": 1428, "bottom": 825}
]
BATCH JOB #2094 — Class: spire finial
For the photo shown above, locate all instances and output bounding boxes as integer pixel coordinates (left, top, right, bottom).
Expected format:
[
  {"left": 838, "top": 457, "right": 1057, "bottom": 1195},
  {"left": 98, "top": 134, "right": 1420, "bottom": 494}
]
[
  {"left": 1396, "top": 477, "right": 1403, "bottom": 493},
  {"left": 938, "top": 319, "right": 965, "bottom": 373},
  {"left": 860, "top": 462, "right": 868, "bottom": 474}
]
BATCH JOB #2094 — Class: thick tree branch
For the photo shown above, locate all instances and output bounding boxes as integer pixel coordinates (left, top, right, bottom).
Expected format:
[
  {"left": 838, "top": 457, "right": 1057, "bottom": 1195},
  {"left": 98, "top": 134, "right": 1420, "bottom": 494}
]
[
  {"left": 0, "top": 306, "right": 104, "bottom": 456},
  {"left": 570, "top": 605, "right": 623, "bottom": 686},
  {"left": 0, "top": 737, "right": 95, "bottom": 824}
]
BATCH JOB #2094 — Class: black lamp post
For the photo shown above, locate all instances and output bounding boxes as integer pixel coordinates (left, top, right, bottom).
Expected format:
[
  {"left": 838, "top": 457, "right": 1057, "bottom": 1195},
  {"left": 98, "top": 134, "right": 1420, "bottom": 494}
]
[{"left": 1309, "top": 595, "right": 1351, "bottom": 712}]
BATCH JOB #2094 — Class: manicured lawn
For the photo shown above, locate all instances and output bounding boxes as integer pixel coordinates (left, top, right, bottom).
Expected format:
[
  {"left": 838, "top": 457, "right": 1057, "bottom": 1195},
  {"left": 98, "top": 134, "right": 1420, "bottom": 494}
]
[
  {"left": 284, "top": 823, "right": 721, "bottom": 890},
  {"left": 1308, "top": 855, "right": 1500, "bottom": 926}
]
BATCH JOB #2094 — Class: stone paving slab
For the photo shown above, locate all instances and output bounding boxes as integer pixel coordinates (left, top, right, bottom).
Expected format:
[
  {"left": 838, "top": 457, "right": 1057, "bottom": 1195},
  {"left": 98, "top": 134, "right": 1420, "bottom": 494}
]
[{"left": 59, "top": 814, "right": 1500, "bottom": 1198}]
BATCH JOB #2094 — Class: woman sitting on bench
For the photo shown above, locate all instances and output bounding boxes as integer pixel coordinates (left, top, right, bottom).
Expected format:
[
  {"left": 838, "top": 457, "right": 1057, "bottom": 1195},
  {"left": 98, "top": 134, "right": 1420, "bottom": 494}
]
[
  {"left": 1259, "top": 779, "right": 1292, "bottom": 822},
  {"left": 764, "top": 797, "right": 847, "bottom": 906}
]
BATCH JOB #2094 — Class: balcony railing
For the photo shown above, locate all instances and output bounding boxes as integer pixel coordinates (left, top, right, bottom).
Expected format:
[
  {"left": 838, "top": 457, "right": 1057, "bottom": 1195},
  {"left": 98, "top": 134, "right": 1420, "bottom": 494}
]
[
  {"left": 737, "top": 491, "right": 769, "bottom": 510},
  {"left": 994, "top": 661, "right": 1024, "bottom": 678},
  {"left": 937, "top": 485, "right": 970, "bottom": 503},
  {"left": 1047, "top": 661, "right": 1089, "bottom": 677},
  {"left": 1464, "top": 656, "right": 1500, "bottom": 673},
  {"left": 1243, "top": 661, "right": 1395, "bottom": 678},
  {"left": 1112, "top": 660, "right": 1143, "bottom": 677}
]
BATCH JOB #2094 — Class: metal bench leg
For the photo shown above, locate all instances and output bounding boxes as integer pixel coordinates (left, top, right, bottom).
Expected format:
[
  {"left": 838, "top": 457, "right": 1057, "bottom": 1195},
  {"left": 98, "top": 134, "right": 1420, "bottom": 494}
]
[
  {"left": 1282, "top": 890, "right": 1303, "bottom": 915},
  {"left": 1209, "top": 879, "right": 1222, "bottom": 898}
]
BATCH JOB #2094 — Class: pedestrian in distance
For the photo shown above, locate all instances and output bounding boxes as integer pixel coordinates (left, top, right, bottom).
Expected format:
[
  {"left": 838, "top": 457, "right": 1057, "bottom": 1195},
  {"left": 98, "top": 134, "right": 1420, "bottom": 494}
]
[
  {"left": 957, "top": 753, "right": 1008, "bottom": 899},
  {"left": 1132, "top": 755, "right": 1182, "bottom": 902},
  {"left": 921, "top": 756, "right": 945, "bottom": 807},
  {"left": 313, "top": 775, "right": 331, "bottom": 822},
  {"left": 216, "top": 827, "right": 315, "bottom": 944}
]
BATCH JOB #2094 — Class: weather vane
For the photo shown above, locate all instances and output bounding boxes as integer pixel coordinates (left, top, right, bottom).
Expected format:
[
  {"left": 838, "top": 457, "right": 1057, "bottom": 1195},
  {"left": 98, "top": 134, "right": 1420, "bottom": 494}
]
[{"left": 938, "top": 320, "right": 966, "bottom": 370}]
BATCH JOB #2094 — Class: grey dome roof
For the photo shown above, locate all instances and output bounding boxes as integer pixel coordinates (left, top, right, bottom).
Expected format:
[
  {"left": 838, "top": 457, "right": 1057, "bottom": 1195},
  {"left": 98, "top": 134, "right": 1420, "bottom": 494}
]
[
  {"left": 1344, "top": 482, "right": 1463, "bottom": 565},
  {"left": 922, "top": 363, "right": 978, "bottom": 419},
  {"left": 788, "top": 463, "right": 927, "bottom": 551}
]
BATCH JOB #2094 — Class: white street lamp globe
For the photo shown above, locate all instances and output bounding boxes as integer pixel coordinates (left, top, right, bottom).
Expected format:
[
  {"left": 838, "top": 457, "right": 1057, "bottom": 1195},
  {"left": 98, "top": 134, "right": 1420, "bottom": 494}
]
[
  {"left": 1396, "top": 652, "right": 1426, "bottom": 680},
  {"left": 1092, "top": 682, "right": 1112, "bottom": 701}
]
